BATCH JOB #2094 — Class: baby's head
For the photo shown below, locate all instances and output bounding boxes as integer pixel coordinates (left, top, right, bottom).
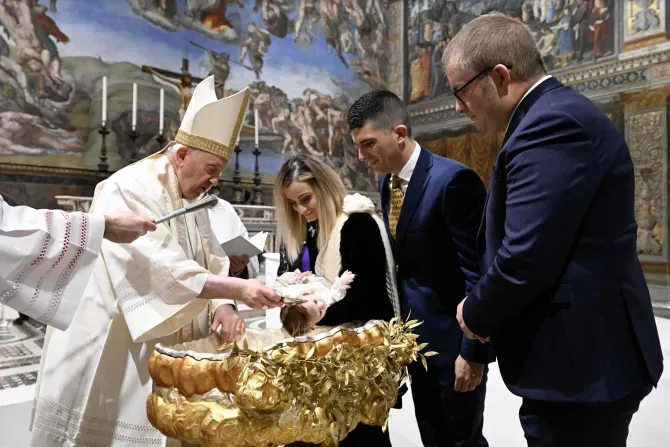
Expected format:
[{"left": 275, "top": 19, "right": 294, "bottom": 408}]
[{"left": 280, "top": 297, "right": 326, "bottom": 336}]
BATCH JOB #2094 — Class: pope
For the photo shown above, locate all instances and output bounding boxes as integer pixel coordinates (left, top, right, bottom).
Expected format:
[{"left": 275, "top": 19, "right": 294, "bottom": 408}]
[{"left": 30, "top": 77, "right": 281, "bottom": 447}]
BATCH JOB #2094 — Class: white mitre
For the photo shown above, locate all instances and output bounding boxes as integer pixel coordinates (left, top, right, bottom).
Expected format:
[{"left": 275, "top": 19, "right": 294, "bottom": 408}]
[{"left": 175, "top": 75, "right": 250, "bottom": 161}]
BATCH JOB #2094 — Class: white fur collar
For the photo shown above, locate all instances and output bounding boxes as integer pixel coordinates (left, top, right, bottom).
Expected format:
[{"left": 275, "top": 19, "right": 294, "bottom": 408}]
[{"left": 342, "top": 193, "right": 375, "bottom": 215}]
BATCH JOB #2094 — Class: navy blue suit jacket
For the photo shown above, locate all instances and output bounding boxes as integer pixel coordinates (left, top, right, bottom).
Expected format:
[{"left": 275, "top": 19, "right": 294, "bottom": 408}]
[
  {"left": 463, "top": 77, "right": 664, "bottom": 403},
  {"left": 380, "top": 147, "right": 494, "bottom": 368}
]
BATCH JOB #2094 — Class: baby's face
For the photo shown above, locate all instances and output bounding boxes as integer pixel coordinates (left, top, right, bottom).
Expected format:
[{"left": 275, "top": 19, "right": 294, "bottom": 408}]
[{"left": 300, "top": 297, "right": 327, "bottom": 328}]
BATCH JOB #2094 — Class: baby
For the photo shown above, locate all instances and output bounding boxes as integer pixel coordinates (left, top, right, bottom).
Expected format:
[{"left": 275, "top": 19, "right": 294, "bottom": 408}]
[{"left": 275, "top": 270, "right": 356, "bottom": 336}]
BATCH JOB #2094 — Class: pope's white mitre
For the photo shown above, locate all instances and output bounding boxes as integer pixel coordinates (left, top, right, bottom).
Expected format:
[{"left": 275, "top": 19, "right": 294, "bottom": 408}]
[{"left": 175, "top": 76, "right": 250, "bottom": 160}]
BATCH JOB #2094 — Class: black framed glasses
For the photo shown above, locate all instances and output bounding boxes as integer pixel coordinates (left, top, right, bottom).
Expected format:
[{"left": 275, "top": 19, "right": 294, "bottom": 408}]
[{"left": 450, "top": 64, "right": 513, "bottom": 103}]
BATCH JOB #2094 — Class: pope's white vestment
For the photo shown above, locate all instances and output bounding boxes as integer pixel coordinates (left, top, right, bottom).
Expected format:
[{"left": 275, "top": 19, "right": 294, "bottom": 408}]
[
  {"left": 200, "top": 198, "right": 261, "bottom": 333},
  {"left": 184, "top": 198, "right": 260, "bottom": 335},
  {"left": 29, "top": 154, "right": 232, "bottom": 446},
  {"left": 0, "top": 194, "right": 104, "bottom": 330}
]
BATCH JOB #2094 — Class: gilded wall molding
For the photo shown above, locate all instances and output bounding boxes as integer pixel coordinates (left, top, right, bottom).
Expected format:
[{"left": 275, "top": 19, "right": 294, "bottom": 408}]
[
  {"left": 410, "top": 49, "right": 670, "bottom": 136},
  {"left": 620, "top": 85, "right": 670, "bottom": 113},
  {"left": 0, "top": 162, "right": 99, "bottom": 178},
  {"left": 626, "top": 109, "right": 668, "bottom": 259}
]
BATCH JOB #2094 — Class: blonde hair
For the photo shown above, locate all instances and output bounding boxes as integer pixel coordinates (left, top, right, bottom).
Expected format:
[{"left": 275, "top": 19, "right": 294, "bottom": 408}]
[{"left": 274, "top": 155, "right": 346, "bottom": 263}]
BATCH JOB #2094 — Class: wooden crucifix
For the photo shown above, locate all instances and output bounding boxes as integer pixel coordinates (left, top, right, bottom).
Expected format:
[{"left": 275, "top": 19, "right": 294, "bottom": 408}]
[{"left": 142, "top": 58, "right": 205, "bottom": 121}]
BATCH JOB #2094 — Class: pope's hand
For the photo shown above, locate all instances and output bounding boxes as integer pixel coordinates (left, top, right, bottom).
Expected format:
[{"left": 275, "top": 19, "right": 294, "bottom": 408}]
[
  {"left": 211, "top": 304, "right": 245, "bottom": 341},
  {"left": 103, "top": 211, "right": 157, "bottom": 243},
  {"left": 241, "top": 279, "right": 282, "bottom": 309},
  {"left": 457, "top": 297, "right": 490, "bottom": 344}
]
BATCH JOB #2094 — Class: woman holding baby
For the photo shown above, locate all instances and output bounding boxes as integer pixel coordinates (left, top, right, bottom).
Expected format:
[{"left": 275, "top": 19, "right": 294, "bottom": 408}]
[{"left": 274, "top": 154, "right": 399, "bottom": 447}]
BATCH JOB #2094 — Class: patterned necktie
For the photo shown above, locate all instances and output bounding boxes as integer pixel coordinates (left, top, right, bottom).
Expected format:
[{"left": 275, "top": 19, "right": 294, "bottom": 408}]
[{"left": 389, "top": 175, "right": 404, "bottom": 239}]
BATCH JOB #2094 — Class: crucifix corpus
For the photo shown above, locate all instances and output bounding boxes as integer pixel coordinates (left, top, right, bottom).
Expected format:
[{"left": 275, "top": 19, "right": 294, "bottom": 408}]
[{"left": 142, "top": 58, "right": 204, "bottom": 121}]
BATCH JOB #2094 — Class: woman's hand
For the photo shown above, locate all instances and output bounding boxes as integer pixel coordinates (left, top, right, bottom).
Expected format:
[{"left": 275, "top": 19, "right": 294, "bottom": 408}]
[{"left": 296, "top": 271, "right": 313, "bottom": 283}]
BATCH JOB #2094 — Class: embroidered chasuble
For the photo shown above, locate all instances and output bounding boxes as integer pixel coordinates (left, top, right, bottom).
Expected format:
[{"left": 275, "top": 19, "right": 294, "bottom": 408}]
[
  {"left": 29, "top": 153, "right": 231, "bottom": 447},
  {"left": 389, "top": 175, "right": 404, "bottom": 239}
]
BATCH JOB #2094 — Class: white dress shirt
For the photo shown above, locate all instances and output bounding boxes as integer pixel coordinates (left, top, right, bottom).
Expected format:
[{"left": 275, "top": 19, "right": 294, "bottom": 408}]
[
  {"left": 389, "top": 140, "right": 421, "bottom": 199},
  {"left": 506, "top": 75, "right": 553, "bottom": 133}
]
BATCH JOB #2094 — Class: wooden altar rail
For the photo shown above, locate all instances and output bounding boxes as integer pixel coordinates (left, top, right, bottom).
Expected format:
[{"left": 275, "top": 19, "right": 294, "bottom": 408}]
[{"left": 54, "top": 196, "right": 93, "bottom": 213}]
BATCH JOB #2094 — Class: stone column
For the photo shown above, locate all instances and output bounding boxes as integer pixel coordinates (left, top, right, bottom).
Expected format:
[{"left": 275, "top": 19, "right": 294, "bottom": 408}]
[{"left": 621, "top": 85, "right": 670, "bottom": 315}]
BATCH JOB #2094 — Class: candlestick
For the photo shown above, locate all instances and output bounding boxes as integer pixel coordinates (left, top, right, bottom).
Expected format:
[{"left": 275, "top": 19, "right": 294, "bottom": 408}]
[
  {"left": 232, "top": 140, "right": 243, "bottom": 204},
  {"left": 128, "top": 128, "right": 140, "bottom": 165},
  {"left": 254, "top": 108, "right": 259, "bottom": 146},
  {"left": 252, "top": 143, "right": 262, "bottom": 205},
  {"left": 132, "top": 83, "right": 138, "bottom": 131},
  {"left": 101, "top": 76, "right": 107, "bottom": 126},
  {"left": 159, "top": 88, "right": 164, "bottom": 133},
  {"left": 156, "top": 132, "right": 166, "bottom": 151},
  {"left": 97, "top": 122, "right": 110, "bottom": 178}
]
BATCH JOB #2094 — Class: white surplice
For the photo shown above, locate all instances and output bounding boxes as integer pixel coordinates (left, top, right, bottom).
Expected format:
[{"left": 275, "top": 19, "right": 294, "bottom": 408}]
[
  {"left": 29, "top": 154, "right": 231, "bottom": 447},
  {"left": 0, "top": 194, "right": 105, "bottom": 330},
  {"left": 195, "top": 198, "right": 260, "bottom": 335},
  {"left": 208, "top": 197, "right": 260, "bottom": 279}
]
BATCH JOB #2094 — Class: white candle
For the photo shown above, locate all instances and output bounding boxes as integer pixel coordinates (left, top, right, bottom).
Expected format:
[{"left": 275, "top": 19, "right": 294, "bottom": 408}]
[
  {"left": 132, "top": 83, "right": 138, "bottom": 131},
  {"left": 101, "top": 76, "right": 107, "bottom": 126},
  {"left": 254, "top": 108, "right": 259, "bottom": 146},
  {"left": 159, "top": 88, "right": 164, "bottom": 133}
]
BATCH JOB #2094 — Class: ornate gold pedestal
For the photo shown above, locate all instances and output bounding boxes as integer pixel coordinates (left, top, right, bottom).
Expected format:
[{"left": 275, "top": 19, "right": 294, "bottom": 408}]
[{"left": 147, "top": 319, "right": 430, "bottom": 446}]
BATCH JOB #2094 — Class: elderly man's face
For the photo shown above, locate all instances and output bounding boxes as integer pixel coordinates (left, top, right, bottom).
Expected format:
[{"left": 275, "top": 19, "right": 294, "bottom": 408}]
[
  {"left": 172, "top": 145, "right": 227, "bottom": 199},
  {"left": 446, "top": 63, "right": 503, "bottom": 133}
]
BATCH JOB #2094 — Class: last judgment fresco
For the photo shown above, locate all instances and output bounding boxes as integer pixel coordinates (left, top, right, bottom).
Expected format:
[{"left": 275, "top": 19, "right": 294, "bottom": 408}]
[{"left": 0, "top": 0, "right": 390, "bottom": 191}]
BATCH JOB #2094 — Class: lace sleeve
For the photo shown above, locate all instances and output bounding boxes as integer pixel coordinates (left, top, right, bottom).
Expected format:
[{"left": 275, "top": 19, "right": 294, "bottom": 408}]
[{"left": 277, "top": 242, "right": 291, "bottom": 276}]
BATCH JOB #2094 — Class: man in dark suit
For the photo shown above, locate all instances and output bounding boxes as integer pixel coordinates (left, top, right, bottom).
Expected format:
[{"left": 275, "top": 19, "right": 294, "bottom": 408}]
[
  {"left": 443, "top": 13, "right": 664, "bottom": 446},
  {"left": 347, "top": 90, "right": 494, "bottom": 447}
]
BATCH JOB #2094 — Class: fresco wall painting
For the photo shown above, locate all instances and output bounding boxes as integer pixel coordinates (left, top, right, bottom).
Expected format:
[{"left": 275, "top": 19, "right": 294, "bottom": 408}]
[
  {"left": 406, "top": 0, "right": 618, "bottom": 105},
  {"left": 0, "top": 0, "right": 393, "bottom": 193},
  {"left": 623, "top": 0, "right": 667, "bottom": 48}
]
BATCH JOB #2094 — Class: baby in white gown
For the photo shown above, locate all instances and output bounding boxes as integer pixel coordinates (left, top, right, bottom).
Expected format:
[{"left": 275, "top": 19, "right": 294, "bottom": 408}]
[{"left": 275, "top": 270, "right": 356, "bottom": 335}]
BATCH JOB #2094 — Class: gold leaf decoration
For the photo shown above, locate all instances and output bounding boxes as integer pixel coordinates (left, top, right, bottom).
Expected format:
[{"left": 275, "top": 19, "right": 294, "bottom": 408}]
[{"left": 146, "top": 317, "right": 432, "bottom": 446}]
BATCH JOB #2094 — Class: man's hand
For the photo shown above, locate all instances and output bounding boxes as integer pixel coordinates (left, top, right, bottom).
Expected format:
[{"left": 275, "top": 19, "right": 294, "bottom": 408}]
[
  {"left": 241, "top": 279, "right": 283, "bottom": 310},
  {"left": 229, "top": 255, "right": 249, "bottom": 276},
  {"left": 454, "top": 355, "right": 484, "bottom": 392},
  {"left": 103, "top": 211, "right": 157, "bottom": 243},
  {"left": 457, "top": 297, "right": 490, "bottom": 344},
  {"left": 211, "top": 304, "right": 245, "bottom": 341}
]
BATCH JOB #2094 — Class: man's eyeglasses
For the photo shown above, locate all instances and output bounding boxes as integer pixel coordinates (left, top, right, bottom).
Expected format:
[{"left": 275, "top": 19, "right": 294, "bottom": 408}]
[{"left": 450, "top": 65, "right": 513, "bottom": 104}]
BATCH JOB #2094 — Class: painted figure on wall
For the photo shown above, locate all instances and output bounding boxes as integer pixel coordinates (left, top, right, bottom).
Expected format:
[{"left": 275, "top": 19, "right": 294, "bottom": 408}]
[
  {"left": 407, "top": 0, "right": 617, "bottom": 104},
  {"left": 0, "top": 0, "right": 390, "bottom": 192},
  {"left": 589, "top": 0, "right": 612, "bottom": 59},
  {"left": 142, "top": 60, "right": 196, "bottom": 120},
  {"left": 624, "top": 0, "right": 664, "bottom": 44},
  {"left": 630, "top": 0, "right": 660, "bottom": 34}
]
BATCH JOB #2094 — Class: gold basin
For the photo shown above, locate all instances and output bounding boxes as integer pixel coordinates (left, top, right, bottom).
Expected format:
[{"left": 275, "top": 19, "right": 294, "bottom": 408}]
[{"left": 147, "top": 318, "right": 429, "bottom": 446}]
